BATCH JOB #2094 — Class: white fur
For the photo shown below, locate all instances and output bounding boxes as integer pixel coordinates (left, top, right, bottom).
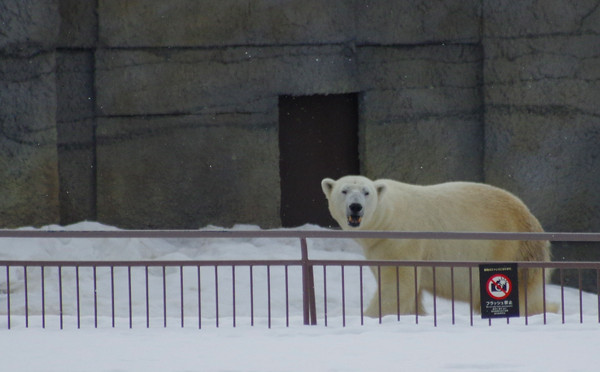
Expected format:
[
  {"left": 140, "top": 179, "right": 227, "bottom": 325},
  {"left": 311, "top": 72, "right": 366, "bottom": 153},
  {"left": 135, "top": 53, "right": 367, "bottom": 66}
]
[{"left": 322, "top": 175, "right": 555, "bottom": 317}]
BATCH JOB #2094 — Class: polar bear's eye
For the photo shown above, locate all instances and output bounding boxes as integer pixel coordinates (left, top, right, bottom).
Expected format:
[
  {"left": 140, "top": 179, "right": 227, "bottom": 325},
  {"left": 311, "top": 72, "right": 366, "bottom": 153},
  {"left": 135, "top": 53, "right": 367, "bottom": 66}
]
[
  {"left": 364, "top": 191, "right": 370, "bottom": 196},
  {"left": 341, "top": 190, "right": 348, "bottom": 195}
]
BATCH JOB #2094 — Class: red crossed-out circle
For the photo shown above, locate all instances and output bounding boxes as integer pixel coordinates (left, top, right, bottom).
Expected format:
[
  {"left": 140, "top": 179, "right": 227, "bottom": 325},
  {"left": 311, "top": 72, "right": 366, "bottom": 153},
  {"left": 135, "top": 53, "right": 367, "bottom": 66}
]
[{"left": 486, "top": 274, "right": 512, "bottom": 300}]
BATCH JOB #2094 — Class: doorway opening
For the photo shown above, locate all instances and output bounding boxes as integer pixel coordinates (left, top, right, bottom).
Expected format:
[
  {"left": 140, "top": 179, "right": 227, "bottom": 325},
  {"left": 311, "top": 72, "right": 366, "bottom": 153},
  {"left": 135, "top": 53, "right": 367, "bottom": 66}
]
[{"left": 279, "top": 94, "right": 359, "bottom": 228}]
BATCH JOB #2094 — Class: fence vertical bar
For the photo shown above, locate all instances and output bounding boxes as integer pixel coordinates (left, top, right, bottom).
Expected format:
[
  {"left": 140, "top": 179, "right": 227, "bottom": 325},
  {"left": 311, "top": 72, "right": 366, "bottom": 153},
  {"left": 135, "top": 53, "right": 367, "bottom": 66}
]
[
  {"left": 128, "top": 266, "right": 133, "bottom": 329},
  {"left": 523, "top": 268, "right": 529, "bottom": 325},
  {"left": 360, "top": 265, "right": 364, "bottom": 326},
  {"left": 145, "top": 265, "right": 150, "bottom": 328},
  {"left": 162, "top": 266, "right": 167, "bottom": 328},
  {"left": 542, "top": 267, "right": 547, "bottom": 325},
  {"left": 58, "top": 266, "right": 63, "bottom": 329},
  {"left": 214, "top": 266, "right": 219, "bottom": 328},
  {"left": 249, "top": 265, "right": 254, "bottom": 326},
  {"left": 41, "top": 266, "right": 45, "bottom": 328},
  {"left": 93, "top": 266, "right": 97, "bottom": 328},
  {"left": 597, "top": 269, "right": 600, "bottom": 324},
  {"left": 377, "top": 265, "right": 382, "bottom": 324},
  {"left": 111, "top": 266, "right": 115, "bottom": 328},
  {"left": 468, "top": 267, "right": 473, "bottom": 327},
  {"left": 560, "top": 269, "right": 565, "bottom": 324},
  {"left": 414, "top": 265, "right": 419, "bottom": 325},
  {"left": 308, "top": 264, "right": 317, "bottom": 325},
  {"left": 396, "top": 266, "right": 400, "bottom": 322},
  {"left": 300, "top": 238, "right": 309, "bottom": 325},
  {"left": 197, "top": 265, "right": 202, "bottom": 329},
  {"left": 341, "top": 266, "right": 346, "bottom": 327},
  {"left": 285, "top": 265, "right": 290, "bottom": 327},
  {"left": 450, "top": 266, "right": 455, "bottom": 325},
  {"left": 24, "top": 266, "right": 28, "bottom": 328},
  {"left": 432, "top": 266, "right": 437, "bottom": 327},
  {"left": 267, "top": 265, "right": 272, "bottom": 329},
  {"left": 323, "top": 265, "right": 328, "bottom": 327},
  {"left": 300, "top": 237, "right": 316, "bottom": 325},
  {"left": 76, "top": 266, "right": 80, "bottom": 329},
  {"left": 180, "top": 266, "right": 185, "bottom": 328},
  {"left": 579, "top": 269, "right": 583, "bottom": 324},
  {"left": 231, "top": 266, "right": 235, "bottom": 328},
  {"left": 6, "top": 266, "right": 10, "bottom": 329}
]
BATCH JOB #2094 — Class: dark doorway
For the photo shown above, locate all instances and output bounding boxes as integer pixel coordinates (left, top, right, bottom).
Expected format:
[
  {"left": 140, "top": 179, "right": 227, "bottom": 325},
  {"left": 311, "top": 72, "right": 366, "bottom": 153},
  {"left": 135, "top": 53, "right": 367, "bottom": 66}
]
[{"left": 279, "top": 94, "right": 359, "bottom": 228}]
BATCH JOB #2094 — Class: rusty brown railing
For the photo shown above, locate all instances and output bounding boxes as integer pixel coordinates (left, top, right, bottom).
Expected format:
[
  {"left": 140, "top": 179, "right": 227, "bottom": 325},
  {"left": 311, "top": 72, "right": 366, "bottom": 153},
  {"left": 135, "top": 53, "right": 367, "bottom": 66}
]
[{"left": 1, "top": 230, "right": 600, "bottom": 329}]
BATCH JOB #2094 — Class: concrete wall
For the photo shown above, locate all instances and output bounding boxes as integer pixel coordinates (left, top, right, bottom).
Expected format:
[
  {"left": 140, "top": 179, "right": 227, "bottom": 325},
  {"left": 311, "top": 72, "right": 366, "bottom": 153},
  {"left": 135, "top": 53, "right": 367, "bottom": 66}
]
[
  {"left": 91, "top": 0, "right": 485, "bottom": 228},
  {"left": 1, "top": 1, "right": 599, "bottom": 286},
  {"left": 0, "top": 0, "right": 61, "bottom": 226}
]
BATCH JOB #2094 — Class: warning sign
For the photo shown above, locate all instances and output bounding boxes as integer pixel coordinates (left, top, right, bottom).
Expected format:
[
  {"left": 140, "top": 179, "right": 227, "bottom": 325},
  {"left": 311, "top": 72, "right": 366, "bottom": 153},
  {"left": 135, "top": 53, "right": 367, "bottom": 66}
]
[
  {"left": 486, "top": 274, "right": 512, "bottom": 300},
  {"left": 479, "top": 263, "right": 519, "bottom": 319}
]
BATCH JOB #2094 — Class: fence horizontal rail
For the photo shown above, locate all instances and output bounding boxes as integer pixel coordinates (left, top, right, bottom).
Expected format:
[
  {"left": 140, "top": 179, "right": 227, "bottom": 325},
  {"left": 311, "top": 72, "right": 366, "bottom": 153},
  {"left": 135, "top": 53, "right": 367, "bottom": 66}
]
[
  {"left": 2, "top": 259, "right": 599, "bottom": 270},
  {"left": 0, "top": 260, "right": 303, "bottom": 267},
  {"left": 1, "top": 229, "right": 600, "bottom": 241},
  {"left": 311, "top": 260, "right": 600, "bottom": 269}
]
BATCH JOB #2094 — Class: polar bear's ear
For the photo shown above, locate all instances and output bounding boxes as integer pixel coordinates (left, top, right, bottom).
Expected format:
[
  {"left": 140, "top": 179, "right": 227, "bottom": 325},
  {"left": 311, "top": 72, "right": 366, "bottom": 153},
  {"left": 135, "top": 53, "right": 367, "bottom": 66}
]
[
  {"left": 321, "top": 178, "right": 336, "bottom": 199},
  {"left": 374, "top": 181, "right": 386, "bottom": 197}
]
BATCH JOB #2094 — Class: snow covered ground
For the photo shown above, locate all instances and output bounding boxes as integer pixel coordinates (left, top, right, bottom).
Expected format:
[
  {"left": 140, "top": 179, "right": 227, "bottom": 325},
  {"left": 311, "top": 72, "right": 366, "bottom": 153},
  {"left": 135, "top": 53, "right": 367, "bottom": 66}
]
[{"left": 1, "top": 222, "right": 599, "bottom": 371}]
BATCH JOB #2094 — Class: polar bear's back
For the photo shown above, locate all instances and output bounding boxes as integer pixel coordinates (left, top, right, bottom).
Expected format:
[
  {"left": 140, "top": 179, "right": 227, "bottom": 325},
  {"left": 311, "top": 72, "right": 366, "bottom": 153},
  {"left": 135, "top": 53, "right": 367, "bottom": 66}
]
[{"left": 378, "top": 179, "right": 543, "bottom": 234}]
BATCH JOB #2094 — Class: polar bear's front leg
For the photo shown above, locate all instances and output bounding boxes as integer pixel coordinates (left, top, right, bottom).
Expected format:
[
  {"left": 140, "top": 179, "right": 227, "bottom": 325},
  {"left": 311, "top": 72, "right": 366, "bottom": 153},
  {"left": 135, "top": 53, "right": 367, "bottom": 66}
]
[{"left": 365, "top": 266, "right": 426, "bottom": 317}]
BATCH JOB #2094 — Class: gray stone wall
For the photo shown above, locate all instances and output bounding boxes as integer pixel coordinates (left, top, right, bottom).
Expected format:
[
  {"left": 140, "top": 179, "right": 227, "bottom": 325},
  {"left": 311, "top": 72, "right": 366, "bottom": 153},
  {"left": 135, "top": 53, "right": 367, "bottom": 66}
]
[
  {"left": 93, "top": 44, "right": 358, "bottom": 228},
  {"left": 359, "top": 44, "right": 484, "bottom": 185},
  {"left": 0, "top": 0, "right": 61, "bottom": 227},
  {"left": 91, "top": 0, "right": 485, "bottom": 229},
  {"left": 1, "top": 1, "right": 599, "bottom": 275},
  {"left": 481, "top": 0, "right": 600, "bottom": 288},
  {"left": 484, "top": 1, "right": 600, "bottom": 235}
]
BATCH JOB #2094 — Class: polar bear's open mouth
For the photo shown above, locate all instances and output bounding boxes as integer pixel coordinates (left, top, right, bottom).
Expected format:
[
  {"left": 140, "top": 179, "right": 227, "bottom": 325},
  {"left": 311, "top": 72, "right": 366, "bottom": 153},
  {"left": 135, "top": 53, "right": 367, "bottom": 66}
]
[{"left": 347, "top": 215, "right": 362, "bottom": 227}]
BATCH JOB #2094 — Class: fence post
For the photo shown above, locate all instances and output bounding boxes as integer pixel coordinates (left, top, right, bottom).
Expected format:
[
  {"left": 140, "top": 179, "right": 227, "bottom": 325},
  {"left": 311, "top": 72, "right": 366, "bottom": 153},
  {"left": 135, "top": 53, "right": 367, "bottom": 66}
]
[{"left": 300, "top": 237, "right": 317, "bottom": 325}]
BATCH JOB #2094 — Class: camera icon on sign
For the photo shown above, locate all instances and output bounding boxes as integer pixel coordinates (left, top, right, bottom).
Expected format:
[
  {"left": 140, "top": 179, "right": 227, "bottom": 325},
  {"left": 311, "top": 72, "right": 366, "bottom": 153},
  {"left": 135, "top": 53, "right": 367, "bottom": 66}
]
[{"left": 491, "top": 278, "right": 508, "bottom": 292}]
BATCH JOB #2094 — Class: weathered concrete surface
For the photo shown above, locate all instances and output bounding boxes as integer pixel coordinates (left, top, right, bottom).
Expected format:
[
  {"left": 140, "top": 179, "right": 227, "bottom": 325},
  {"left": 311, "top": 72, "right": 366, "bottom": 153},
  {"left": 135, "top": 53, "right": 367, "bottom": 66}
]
[
  {"left": 56, "top": 51, "right": 97, "bottom": 225},
  {"left": 98, "top": 0, "right": 481, "bottom": 48},
  {"left": 483, "top": 0, "right": 600, "bottom": 289},
  {"left": 484, "top": 0, "right": 600, "bottom": 37},
  {"left": 58, "top": 0, "right": 97, "bottom": 48},
  {"left": 359, "top": 45, "right": 484, "bottom": 184},
  {"left": 483, "top": 1, "right": 600, "bottom": 233},
  {"left": 93, "top": 41, "right": 486, "bottom": 228},
  {"left": 0, "top": 0, "right": 61, "bottom": 227},
  {"left": 357, "top": 0, "right": 481, "bottom": 45},
  {"left": 95, "top": 46, "right": 358, "bottom": 117},
  {"left": 96, "top": 113, "right": 279, "bottom": 229},
  {"left": 0, "top": 0, "right": 60, "bottom": 55},
  {"left": 0, "top": 53, "right": 60, "bottom": 226},
  {"left": 98, "top": 0, "right": 355, "bottom": 47}
]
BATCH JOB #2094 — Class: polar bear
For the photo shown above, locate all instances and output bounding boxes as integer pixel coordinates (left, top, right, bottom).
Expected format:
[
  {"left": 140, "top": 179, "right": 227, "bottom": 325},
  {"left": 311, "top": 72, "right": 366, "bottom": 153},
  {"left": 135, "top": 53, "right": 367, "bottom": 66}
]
[{"left": 321, "top": 175, "right": 554, "bottom": 318}]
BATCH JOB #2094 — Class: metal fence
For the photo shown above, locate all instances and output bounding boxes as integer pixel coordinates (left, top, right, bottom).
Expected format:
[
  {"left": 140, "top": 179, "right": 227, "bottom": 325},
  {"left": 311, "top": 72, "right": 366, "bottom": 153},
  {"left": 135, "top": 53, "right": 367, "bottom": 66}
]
[{"left": 1, "top": 229, "right": 600, "bottom": 329}]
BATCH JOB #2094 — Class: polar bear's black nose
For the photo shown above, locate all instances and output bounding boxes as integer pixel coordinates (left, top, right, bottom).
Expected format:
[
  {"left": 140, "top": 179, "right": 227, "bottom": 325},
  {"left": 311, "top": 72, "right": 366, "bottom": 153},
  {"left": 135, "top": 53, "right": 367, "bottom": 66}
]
[{"left": 349, "top": 203, "right": 363, "bottom": 213}]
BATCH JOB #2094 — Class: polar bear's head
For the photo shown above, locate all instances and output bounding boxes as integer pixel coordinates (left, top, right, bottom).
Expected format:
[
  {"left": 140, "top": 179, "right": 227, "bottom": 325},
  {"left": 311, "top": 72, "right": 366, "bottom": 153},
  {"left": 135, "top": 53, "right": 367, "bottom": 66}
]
[{"left": 321, "top": 175, "right": 386, "bottom": 229}]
